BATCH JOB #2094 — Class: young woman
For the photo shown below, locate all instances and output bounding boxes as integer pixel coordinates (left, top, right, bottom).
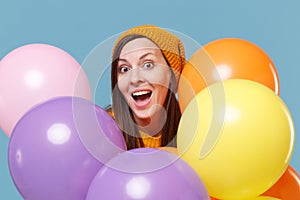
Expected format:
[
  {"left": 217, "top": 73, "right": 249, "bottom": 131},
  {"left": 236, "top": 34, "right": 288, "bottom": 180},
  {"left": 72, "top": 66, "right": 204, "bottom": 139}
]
[{"left": 109, "top": 25, "right": 185, "bottom": 150}]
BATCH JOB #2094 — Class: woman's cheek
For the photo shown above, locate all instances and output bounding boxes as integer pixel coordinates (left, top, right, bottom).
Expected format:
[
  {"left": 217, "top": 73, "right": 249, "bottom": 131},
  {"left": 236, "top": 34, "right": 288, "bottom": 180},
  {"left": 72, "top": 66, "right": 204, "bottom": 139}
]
[{"left": 117, "top": 76, "right": 128, "bottom": 96}]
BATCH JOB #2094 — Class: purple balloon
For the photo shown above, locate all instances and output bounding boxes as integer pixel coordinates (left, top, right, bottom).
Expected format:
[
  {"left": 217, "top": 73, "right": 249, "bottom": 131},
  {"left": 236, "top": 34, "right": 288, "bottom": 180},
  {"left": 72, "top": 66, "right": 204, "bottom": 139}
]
[
  {"left": 8, "top": 97, "right": 126, "bottom": 200},
  {"left": 86, "top": 148, "right": 209, "bottom": 200}
]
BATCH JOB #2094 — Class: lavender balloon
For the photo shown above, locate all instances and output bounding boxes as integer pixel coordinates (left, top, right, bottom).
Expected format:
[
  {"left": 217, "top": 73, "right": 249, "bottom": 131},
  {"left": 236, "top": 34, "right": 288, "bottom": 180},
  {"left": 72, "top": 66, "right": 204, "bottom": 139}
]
[
  {"left": 8, "top": 97, "right": 126, "bottom": 200},
  {"left": 86, "top": 148, "right": 209, "bottom": 200}
]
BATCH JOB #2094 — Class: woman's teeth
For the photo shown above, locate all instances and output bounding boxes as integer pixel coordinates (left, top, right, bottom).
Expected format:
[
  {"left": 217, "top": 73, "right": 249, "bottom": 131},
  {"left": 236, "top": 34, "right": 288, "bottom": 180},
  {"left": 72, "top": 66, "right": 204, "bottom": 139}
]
[
  {"left": 133, "top": 90, "right": 151, "bottom": 97},
  {"left": 132, "top": 90, "right": 152, "bottom": 100}
]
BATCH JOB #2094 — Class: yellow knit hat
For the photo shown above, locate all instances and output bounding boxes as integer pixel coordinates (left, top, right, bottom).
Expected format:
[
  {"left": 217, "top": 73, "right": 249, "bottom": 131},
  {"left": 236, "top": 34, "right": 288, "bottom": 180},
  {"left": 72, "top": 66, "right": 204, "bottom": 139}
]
[{"left": 112, "top": 25, "right": 186, "bottom": 89}]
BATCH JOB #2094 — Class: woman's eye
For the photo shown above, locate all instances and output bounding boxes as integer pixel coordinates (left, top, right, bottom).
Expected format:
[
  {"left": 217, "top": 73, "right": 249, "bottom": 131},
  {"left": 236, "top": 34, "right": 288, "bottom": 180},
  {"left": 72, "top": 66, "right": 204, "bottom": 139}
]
[
  {"left": 143, "top": 62, "right": 154, "bottom": 69},
  {"left": 119, "top": 66, "right": 129, "bottom": 73}
]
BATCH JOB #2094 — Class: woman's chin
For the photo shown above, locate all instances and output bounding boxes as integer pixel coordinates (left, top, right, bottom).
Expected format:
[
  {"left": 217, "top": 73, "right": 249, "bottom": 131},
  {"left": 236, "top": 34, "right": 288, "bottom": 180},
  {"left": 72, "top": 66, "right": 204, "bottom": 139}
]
[
  {"left": 133, "top": 110, "right": 152, "bottom": 122},
  {"left": 132, "top": 106, "right": 166, "bottom": 127}
]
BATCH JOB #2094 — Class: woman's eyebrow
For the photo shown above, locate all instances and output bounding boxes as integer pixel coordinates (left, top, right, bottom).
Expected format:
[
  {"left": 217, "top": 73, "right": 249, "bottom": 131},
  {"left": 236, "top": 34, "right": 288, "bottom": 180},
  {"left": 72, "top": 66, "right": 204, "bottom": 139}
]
[
  {"left": 117, "top": 58, "right": 128, "bottom": 64},
  {"left": 139, "top": 52, "right": 155, "bottom": 60}
]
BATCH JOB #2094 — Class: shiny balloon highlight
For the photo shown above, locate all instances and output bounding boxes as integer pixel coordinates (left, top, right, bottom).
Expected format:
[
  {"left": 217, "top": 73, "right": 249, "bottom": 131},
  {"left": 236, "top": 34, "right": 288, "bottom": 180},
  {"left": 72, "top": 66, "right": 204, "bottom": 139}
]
[
  {"left": 87, "top": 148, "right": 209, "bottom": 200},
  {"left": 178, "top": 38, "right": 280, "bottom": 112},
  {"left": 0, "top": 44, "right": 91, "bottom": 137},
  {"left": 177, "top": 79, "right": 294, "bottom": 199},
  {"left": 8, "top": 97, "right": 126, "bottom": 200}
]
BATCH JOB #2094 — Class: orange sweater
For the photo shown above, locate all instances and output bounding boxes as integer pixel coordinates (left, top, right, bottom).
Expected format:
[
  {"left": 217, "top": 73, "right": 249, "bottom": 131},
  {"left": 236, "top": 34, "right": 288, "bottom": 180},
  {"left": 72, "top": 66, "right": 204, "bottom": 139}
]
[
  {"left": 106, "top": 108, "right": 162, "bottom": 148},
  {"left": 139, "top": 131, "right": 162, "bottom": 148}
]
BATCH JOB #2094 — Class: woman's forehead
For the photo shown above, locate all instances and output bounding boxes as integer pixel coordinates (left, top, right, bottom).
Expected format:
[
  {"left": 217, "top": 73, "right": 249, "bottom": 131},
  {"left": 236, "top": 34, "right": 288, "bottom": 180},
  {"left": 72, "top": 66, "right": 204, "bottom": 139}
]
[{"left": 120, "top": 37, "right": 160, "bottom": 57}]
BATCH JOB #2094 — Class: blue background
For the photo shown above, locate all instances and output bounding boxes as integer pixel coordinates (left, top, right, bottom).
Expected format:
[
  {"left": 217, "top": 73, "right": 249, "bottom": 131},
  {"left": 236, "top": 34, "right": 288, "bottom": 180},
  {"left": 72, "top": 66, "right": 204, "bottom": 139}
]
[{"left": 1, "top": 0, "right": 299, "bottom": 199}]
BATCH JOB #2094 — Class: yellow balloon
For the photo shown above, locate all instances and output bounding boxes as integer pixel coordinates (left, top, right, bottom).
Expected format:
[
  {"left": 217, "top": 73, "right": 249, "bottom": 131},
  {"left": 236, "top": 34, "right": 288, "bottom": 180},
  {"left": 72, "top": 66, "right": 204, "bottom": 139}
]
[
  {"left": 177, "top": 79, "right": 294, "bottom": 199},
  {"left": 224, "top": 196, "right": 280, "bottom": 200},
  {"left": 256, "top": 197, "right": 281, "bottom": 200},
  {"left": 254, "top": 197, "right": 280, "bottom": 200}
]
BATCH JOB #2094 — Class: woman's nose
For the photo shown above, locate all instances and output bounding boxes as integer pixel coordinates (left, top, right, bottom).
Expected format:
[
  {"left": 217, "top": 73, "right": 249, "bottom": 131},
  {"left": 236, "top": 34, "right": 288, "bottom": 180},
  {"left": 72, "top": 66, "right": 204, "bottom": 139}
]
[{"left": 130, "top": 67, "right": 144, "bottom": 85}]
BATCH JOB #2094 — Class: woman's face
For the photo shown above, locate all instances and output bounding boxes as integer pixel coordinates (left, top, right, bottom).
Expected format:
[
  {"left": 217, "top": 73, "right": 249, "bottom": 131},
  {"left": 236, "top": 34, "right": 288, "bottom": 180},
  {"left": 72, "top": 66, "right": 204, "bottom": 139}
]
[{"left": 116, "top": 37, "right": 171, "bottom": 125}]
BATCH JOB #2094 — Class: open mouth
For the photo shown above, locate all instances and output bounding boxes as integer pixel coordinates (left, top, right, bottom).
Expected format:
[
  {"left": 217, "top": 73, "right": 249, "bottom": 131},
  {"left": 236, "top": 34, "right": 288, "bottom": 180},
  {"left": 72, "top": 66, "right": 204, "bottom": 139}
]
[{"left": 132, "top": 90, "right": 152, "bottom": 103}]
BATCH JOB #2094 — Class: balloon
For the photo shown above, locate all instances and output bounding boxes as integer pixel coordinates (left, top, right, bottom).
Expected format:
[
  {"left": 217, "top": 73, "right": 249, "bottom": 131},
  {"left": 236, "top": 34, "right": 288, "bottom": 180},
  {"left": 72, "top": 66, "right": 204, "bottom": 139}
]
[
  {"left": 211, "top": 197, "right": 280, "bottom": 200},
  {"left": 224, "top": 197, "right": 280, "bottom": 200},
  {"left": 86, "top": 148, "right": 209, "bottom": 200},
  {"left": 177, "top": 79, "right": 294, "bottom": 199},
  {"left": 159, "top": 146, "right": 179, "bottom": 155},
  {"left": 262, "top": 165, "right": 300, "bottom": 199},
  {"left": 178, "top": 38, "right": 279, "bottom": 112},
  {"left": 0, "top": 44, "right": 92, "bottom": 137},
  {"left": 8, "top": 97, "right": 126, "bottom": 200}
]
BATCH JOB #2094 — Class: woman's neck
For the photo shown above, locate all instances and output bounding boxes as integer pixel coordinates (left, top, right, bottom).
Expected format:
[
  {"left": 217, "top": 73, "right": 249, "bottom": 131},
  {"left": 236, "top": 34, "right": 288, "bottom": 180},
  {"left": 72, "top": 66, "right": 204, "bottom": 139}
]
[{"left": 134, "top": 109, "right": 166, "bottom": 137}]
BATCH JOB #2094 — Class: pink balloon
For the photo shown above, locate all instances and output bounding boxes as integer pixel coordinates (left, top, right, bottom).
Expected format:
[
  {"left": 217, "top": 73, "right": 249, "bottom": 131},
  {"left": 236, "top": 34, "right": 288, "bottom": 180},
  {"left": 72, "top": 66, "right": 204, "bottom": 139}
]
[{"left": 0, "top": 44, "right": 92, "bottom": 137}]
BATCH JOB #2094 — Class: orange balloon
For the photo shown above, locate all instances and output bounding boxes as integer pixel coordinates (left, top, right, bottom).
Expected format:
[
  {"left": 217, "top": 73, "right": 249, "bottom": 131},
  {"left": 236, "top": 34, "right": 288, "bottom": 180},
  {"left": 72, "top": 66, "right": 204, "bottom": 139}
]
[
  {"left": 178, "top": 38, "right": 280, "bottom": 112},
  {"left": 262, "top": 165, "right": 300, "bottom": 200}
]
